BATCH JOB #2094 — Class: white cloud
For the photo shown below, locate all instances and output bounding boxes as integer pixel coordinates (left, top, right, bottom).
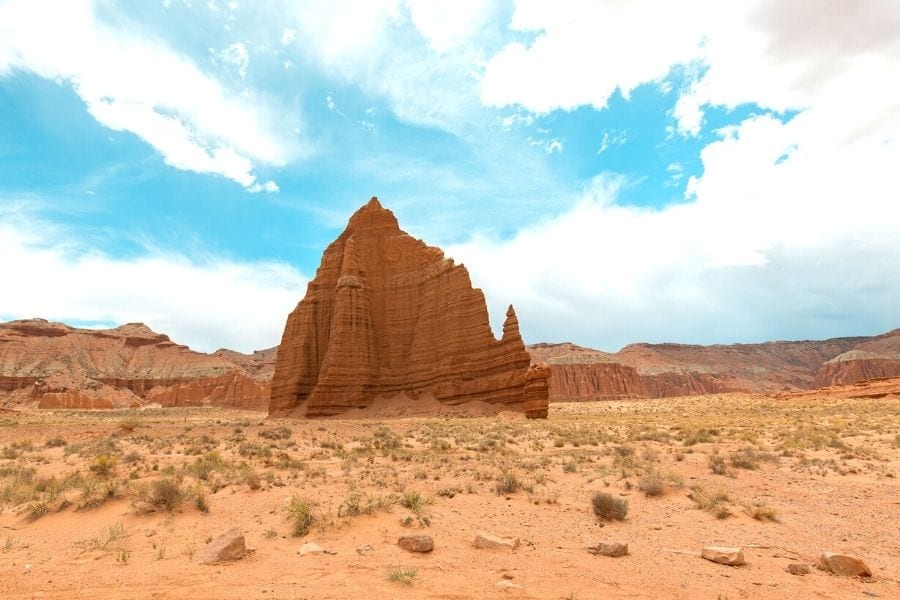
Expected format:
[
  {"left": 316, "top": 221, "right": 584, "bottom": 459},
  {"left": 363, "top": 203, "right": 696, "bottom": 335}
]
[
  {"left": 450, "top": 134, "right": 900, "bottom": 349},
  {"left": 283, "top": 0, "right": 492, "bottom": 131},
  {"left": 0, "top": 0, "right": 291, "bottom": 190},
  {"left": 597, "top": 131, "right": 627, "bottom": 155},
  {"left": 281, "top": 28, "right": 296, "bottom": 46},
  {"left": 0, "top": 209, "right": 305, "bottom": 352},
  {"left": 453, "top": 1, "right": 900, "bottom": 348},
  {"left": 211, "top": 41, "right": 249, "bottom": 79},
  {"left": 481, "top": 0, "right": 709, "bottom": 113}
]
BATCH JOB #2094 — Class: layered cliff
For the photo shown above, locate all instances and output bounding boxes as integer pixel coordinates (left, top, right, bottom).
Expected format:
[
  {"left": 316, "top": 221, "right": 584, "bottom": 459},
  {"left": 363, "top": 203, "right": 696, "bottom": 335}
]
[
  {"left": 528, "top": 331, "right": 898, "bottom": 401},
  {"left": 0, "top": 319, "right": 273, "bottom": 410},
  {"left": 270, "top": 197, "right": 546, "bottom": 418}
]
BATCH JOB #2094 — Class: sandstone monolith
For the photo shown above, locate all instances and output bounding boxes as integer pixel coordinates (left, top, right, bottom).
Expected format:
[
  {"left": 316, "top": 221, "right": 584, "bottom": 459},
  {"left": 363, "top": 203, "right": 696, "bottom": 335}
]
[{"left": 270, "top": 198, "right": 547, "bottom": 418}]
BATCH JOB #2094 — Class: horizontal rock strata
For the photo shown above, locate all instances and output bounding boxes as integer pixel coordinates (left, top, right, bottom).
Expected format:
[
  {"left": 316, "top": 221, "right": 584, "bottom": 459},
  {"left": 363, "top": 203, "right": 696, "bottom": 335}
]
[{"left": 270, "top": 197, "right": 547, "bottom": 418}]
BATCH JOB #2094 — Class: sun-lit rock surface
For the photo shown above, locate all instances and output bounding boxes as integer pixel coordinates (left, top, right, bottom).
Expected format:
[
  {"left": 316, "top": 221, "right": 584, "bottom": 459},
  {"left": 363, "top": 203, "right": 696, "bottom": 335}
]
[{"left": 270, "top": 197, "right": 545, "bottom": 418}]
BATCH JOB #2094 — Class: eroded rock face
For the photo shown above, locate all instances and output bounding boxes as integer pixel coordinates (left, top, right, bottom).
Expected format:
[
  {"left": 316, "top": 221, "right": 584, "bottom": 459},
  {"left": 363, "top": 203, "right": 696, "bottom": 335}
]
[
  {"left": 524, "top": 364, "right": 550, "bottom": 418},
  {"left": 270, "top": 197, "right": 544, "bottom": 418},
  {"left": 528, "top": 330, "right": 900, "bottom": 401},
  {"left": 0, "top": 319, "right": 273, "bottom": 410}
]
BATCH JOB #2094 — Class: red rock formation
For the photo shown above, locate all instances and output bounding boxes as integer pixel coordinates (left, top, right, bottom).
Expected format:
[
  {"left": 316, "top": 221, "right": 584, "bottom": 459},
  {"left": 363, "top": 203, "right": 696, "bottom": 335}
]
[
  {"left": 523, "top": 364, "right": 550, "bottom": 418},
  {"left": 270, "top": 197, "right": 544, "bottom": 418},
  {"left": 0, "top": 319, "right": 274, "bottom": 410},
  {"left": 814, "top": 329, "right": 900, "bottom": 386},
  {"left": 528, "top": 330, "right": 900, "bottom": 401}
]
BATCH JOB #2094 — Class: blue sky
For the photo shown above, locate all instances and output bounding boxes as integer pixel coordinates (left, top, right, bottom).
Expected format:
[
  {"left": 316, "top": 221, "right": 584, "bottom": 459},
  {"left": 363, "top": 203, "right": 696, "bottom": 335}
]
[{"left": 1, "top": 0, "right": 899, "bottom": 353}]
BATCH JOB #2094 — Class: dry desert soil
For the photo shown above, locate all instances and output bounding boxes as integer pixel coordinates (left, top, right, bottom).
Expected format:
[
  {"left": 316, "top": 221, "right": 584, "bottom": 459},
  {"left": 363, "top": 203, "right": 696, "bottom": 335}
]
[{"left": 1, "top": 393, "right": 899, "bottom": 599}]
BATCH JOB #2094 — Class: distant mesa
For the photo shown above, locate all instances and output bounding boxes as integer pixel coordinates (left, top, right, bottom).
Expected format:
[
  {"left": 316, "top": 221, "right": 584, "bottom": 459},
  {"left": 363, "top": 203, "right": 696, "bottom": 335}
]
[{"left": 269, "top": 197, "right": 549, "bottom": 418}]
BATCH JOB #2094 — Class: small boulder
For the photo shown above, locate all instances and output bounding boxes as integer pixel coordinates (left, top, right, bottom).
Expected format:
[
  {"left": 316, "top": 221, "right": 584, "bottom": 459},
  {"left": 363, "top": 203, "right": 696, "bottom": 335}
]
[
  {"left": 297, "top": 542, "right": 329, "bottom": 556},
  {"left": 701, "top": 546, "right": 746, "bottom": 566},
  {"left": 474, "top": 531, "right": 519, "bottom": 550},
  {"left": 820, "top": 553, "right": 871, "bottom": 577},
  {"left": 398, "top": 534, "right": 434, "bottom": 553},
  {"left": 496, "top": 580, "right": 523, "bottom": 590},
  {"left": 587, "top": 542, "right": 629, "bottom": 557},
  {"left": 196, "top": 528, "right": 245, "bottom": 564},
  {"left": 787, "top": 563, "right": 810, "bottom": 576}
]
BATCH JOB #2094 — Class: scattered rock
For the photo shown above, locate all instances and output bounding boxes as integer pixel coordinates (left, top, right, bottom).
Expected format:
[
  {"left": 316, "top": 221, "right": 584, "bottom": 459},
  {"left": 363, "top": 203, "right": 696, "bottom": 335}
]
[
  {"left": 474, "top": 531, "right": 519, "bottom": 550},
  {"left": 787, "top": 563, "right": 810, "bottom": 576},
  {"left": 496, "top": 580, "right": 523, "bottom": 590},
  {"left": 820, "top": 553, "right": 871, "bottom": 577},
  {"left": 297, "top": 542, "right": 334, "bottom": 556},
  {"left": 356, "top": 544, "right": 375, "bottom": 555},
  {"left": 501, "top": 573, "right": 514, "bottom": 580},
  {"left": 701, "top": 546, "right": 746, "bottom": 566},
  {"left": 587, "top": 542, "right": 629, "bottom": 557},
  {"left": 196, "top": 528, "right": 245, "bottom": 564},
  {"left": 398, "top": 534, "right": 434, "bottom": 553}
]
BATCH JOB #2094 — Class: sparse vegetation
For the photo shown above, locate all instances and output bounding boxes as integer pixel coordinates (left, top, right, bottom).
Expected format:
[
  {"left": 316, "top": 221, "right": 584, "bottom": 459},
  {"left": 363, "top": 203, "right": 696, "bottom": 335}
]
[
  {"left": 387, "top": 566, "right": 418, "bottom": 585},
  {"left": 591, "top": 492, "right": 628, "bottom": 521},
  {"left": 287, "top": 495, "right": 316, "bottom": 537},
  {"left": 688, "top": 484, "right": 732, "bottom": 519}
]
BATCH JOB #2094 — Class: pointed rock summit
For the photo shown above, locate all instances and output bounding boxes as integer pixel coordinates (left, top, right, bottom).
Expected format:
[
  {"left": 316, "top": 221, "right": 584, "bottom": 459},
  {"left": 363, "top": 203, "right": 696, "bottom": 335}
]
[{"left": 269, "top": 197, "right": 548, "bottom": 418}]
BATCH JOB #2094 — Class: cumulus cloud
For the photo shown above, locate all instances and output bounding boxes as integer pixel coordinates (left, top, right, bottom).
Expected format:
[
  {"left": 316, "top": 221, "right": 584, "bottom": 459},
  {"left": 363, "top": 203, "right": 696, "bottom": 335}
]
[
  {"left": 450, "top": 153, "right": 900, "bottom": 350},
  {"left": 480, "top": 0, "right": 709, "bottom": 112},
  {"left": 0, "top": 207, "right": 306, "bottom": 353},
  {"left": 0, "top": 0, "right": 289, "bottom": 191},
  {"left": 448, "top": 1, "right": 900, "bottom": 348}
]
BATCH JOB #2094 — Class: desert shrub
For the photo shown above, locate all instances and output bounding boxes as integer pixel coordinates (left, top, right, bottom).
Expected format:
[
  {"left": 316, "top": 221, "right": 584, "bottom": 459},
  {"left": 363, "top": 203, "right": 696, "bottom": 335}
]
[
  {"left": 638, "top": 470, "right": 666, "bottom": 497},
  {"left": 494, "top": 471, "right": 521, "bottom": 495},
  {"left": 683, "top": 429, "right": 717, "bottom": 446},
  {"left": 26, "top": 500, "right": 50, "bottom": 520},
  {"left": 122, "top": 450, "right": 143, "bottom": 464},
  {"left": 238, "top": 442, "right": 271, "bottom": 459},
  {"left": 591, "top": 492, "right": 628, "bottom": 521},
  {"left": 138, "top": 477, "right": 184, "bottom": 513},
  {"left": 708, "top": 453, "right": 729, "bottom": 475},
  {"left": 688, "top": 484, "right": 732, "bottom": 519},
  {"left": 89, "top": 454, "right": 118, "bottom": 478},
  {"left": 194, "top": 486, "right": 209, "bottom": 513},
  {"left": 259, "top": 426, "right": 292, "bottom": 440},
  {"left": 191, "top": 451, "right": 226, "bottom": 481},
  {"left": 78, "top": 479, "right": 121, "bottom": 510},
  {"left": 76, "top": 522, "right": 130, "bottom": 553},
  {"left": 742, "top": 500, "right": 779, "bottom": 522},
  {"left": 45, "top": 437, "right": 67, "bottom": 448},
  {"left": 287, "top": 495, "right": 316, "bottom": 537},
  {"left": 401, "top": 490, "right": 432, "bottom": 514},
  {"left": 730, "top": 447, "right": 768, "bottom": 470},
  {"left": 387, "top": 566, "right": 417, "bottom": 585}
]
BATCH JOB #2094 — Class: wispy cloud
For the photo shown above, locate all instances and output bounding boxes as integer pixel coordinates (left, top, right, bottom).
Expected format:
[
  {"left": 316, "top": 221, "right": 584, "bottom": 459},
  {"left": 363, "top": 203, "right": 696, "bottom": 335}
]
[{"left": 0, "top": 0, "right": 290, "bottom": 191}]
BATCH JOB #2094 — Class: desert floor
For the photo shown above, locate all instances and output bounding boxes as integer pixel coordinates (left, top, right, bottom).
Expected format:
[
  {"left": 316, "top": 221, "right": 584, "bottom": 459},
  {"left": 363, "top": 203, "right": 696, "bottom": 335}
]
[{"left": 1, "top": 393, "right": 898, "bottom": 599}]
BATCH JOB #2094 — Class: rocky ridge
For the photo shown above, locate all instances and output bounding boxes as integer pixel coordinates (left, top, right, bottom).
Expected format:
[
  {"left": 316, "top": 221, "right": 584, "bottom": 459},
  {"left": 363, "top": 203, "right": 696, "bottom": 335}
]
[
  {"left": 528, "top": 329, "right": 900, "bottom": 400},
  {"left": 0, "top": 319, "right": 272, "bottom": 410}
]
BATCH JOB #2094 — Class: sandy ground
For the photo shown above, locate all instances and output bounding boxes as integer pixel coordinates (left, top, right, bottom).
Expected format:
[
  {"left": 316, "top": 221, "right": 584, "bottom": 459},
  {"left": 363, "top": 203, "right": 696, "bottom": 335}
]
[{"left": 1, "top": 393, "right": 898, "bottom": 599}]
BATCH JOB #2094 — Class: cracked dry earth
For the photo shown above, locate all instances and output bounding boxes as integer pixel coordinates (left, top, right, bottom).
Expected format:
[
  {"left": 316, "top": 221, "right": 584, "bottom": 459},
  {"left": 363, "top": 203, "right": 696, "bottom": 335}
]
[{"left": 1, "top": 393, "right": 898, "bottom": 599}]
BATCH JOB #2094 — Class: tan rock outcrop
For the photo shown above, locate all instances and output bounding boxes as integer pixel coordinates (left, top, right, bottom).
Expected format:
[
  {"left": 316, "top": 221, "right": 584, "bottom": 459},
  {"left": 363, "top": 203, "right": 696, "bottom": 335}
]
[{"left": 270, "top": 197, "right": 543, "bottom": 418}]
